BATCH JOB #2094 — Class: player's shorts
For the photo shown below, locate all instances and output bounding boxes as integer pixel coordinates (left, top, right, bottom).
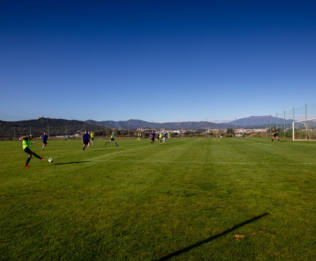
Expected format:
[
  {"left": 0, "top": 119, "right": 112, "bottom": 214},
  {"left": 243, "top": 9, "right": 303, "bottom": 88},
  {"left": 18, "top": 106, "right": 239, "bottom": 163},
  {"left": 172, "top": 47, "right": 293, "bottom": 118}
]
[
  {"left": 42, "top": 140, "right": 47, "bottom": 145},
  {"left": 110, "top": 138, "right": 115, "bottom": 141},
  {"left": 24, "top": 147, "right": 32, "bottom": 155},
  {"left": 83, "top": 140, "right": 89, "bottom": 145},
  {"left": 91, "top": 138, "right": 94, "bottom": 141},
  {"left": 151, "top": 138, "right": 155, "bottom": 142},
  {"left": 273, "top": 134, "right": 277, "bottom": 138}
]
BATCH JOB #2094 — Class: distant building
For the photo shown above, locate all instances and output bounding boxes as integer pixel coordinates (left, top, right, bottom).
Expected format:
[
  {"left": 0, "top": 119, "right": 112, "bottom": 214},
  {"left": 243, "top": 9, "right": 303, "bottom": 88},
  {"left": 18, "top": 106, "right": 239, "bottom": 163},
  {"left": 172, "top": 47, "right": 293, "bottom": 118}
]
[
  {"left": 136, "top": 127, "right": 149, "bottom": 132},
  {"left": 235, "top": 128, "right": 268, "bottom": 133}
]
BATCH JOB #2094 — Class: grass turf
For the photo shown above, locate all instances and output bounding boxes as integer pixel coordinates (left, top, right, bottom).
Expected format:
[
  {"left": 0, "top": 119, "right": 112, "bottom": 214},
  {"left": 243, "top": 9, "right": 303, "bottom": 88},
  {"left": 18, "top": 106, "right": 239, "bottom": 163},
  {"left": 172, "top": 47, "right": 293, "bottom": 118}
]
[{"left": 0, "top": 138, "right": 316, "bottom": 260}]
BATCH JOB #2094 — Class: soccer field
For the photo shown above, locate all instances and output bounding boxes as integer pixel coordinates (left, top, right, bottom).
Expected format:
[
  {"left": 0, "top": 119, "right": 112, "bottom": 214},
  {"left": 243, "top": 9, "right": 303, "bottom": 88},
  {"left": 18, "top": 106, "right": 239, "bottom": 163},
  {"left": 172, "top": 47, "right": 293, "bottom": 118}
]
[{"left": 1, "top": 138, "right": 316, "bottom": 260}]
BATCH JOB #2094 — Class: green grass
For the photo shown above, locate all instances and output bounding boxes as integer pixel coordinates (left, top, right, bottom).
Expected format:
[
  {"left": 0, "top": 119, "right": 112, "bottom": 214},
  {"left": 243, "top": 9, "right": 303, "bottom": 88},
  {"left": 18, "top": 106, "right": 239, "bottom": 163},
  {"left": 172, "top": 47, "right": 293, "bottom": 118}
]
[{"left": 1, "top": 138, "right": 316, "bottom": 260}]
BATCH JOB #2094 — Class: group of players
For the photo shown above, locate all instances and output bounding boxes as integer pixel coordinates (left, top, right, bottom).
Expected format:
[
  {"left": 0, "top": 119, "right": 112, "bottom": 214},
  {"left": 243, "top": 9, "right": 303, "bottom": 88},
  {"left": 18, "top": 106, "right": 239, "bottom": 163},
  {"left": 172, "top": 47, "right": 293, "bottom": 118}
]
[
  {"left": 150, "top": 131, "right": 171, "bottom": 144},
  {"left": 19, "top": 128, "right": 281, "bottom": 168},
  {"left": 82, "top": 130, "right": 119, "bottom": 150},
  {"left": 81, "top": 131, "right": 95, "bottom": 151},
  {"left": 19, "top": 130, "right": 104, "bottom": 167}
]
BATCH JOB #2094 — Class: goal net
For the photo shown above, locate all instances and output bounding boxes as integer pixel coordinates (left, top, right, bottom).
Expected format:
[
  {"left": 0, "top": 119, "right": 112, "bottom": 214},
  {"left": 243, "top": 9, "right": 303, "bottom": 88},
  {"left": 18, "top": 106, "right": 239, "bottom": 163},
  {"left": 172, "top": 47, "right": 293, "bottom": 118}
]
[{"left": 292, "top": 118, "right": 316, "bottom": 141}]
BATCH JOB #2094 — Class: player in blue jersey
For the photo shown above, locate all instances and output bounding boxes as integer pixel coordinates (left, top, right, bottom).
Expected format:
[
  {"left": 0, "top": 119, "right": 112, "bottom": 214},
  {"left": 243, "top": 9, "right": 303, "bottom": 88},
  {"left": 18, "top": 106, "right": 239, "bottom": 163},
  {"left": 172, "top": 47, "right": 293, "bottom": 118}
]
[
  {"left": 271, "top": 128, "right": 281, "bottom": 143},
  {"left": 163, "top": 132, "right": 167, "bottom": 142},
  {"left": 82, "top": 130, "right": 90, "bottom": 151},
  {"left": 105, "top": 130, "right": 118, "bottom": 146},
  {"left": 40, "top": 131, "right": 48, "bottom": 150},
  {"left": 150, "top": 131, "right": 155, "bottom": 145}
]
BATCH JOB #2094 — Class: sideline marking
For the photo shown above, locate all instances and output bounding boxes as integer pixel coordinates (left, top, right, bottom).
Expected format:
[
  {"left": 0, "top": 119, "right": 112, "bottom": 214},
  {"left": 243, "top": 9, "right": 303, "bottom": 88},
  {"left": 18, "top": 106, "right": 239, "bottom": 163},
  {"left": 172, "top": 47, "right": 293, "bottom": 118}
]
[
  {"left": 92, "top": 159, "right": 316, "bottom": 165},
  {"left": 88, "top": 139, "right": 184, "bottom": 161}
]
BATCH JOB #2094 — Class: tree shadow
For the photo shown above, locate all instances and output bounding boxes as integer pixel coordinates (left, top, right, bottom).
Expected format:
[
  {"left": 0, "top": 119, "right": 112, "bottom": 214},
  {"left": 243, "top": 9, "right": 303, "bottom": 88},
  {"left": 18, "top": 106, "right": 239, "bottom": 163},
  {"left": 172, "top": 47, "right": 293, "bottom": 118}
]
[
  {"left": 53, "top": 161, "right": 91, "bottom": 165},
  {"left": 156, "top": 213, "right": 269, "bottom": 261}
]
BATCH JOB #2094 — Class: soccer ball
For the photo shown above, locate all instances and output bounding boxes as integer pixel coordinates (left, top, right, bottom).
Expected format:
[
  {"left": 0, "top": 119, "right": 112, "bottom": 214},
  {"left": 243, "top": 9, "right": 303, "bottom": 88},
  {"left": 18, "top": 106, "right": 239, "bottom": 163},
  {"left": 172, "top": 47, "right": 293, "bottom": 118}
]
[{"left": 48, "top": 158, "right": 54, "bottom": 163}]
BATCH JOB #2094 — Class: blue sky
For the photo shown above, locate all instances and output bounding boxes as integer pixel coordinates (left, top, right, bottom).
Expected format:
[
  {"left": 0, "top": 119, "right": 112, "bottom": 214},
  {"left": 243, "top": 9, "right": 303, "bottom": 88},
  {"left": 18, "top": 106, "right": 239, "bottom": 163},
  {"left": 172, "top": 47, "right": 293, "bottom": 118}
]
[{"left": 1, "top": 0, "right": 316, "bottom": 122}]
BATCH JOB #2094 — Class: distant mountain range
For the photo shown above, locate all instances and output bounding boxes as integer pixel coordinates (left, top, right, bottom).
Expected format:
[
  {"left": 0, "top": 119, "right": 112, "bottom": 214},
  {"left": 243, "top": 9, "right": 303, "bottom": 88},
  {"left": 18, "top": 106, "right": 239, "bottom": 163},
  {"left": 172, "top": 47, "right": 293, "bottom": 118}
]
[
  {"left": 0, "top": 115, "right": 294, "bottom": 139},
  {"left": 86, "top": 115, "right": 294, "bottom": 129},
  {"left": 227, "top": 116, "right": 293, "bottom": 127},
  {"left": 85, "top": 119, "right": 232, "bottom": 130}
]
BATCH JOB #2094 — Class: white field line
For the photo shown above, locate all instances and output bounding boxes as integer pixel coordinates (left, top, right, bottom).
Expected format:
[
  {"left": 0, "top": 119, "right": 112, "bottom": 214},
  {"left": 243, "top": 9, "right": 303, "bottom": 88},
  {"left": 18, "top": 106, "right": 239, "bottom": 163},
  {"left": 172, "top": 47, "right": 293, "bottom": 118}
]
[
  {"left": 88, "top": 139, "right": 184, "bottom": 161},
  {"left": 89, "top": 147, "right": 145, "bottom": 161},
  {"left": 91, "top": 159, "right": 316, "bottom": 165},
  {"left": 236, "top": 140, "right": 275, "bottom": 146},
  {"left": 251, "top": 143, "right": 273, "bottom": 146}
]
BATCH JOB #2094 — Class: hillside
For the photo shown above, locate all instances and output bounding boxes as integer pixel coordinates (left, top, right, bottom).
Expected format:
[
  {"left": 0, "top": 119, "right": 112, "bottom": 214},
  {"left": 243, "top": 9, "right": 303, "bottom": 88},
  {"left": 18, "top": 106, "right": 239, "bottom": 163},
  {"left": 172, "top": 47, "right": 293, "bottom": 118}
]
[
  {"left": 0, "top": 117, "right": 101, "bottom": 139},
  {"left": 85, "top": 119, "right": 235, "bottom": 130},
  {"left": 227, "top": 115, "right": 293, "bottom": 127},
  {"left": 86, "top": 116, "right": 292, "bottom": 130},
  {"left": 0, "top": 115, "right": 290, "bottom": 140}
]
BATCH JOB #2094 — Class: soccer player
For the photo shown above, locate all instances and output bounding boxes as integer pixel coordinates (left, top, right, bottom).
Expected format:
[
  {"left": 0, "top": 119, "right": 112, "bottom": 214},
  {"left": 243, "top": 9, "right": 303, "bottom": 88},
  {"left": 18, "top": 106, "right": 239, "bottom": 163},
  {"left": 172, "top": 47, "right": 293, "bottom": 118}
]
[
  {"left": 168, "top": 132, "right": 171, "bottom": 141},
  {"left": 90, "top": 131, "right": 95, "bottom": 145},
  {"left": 150, "top": 131, "right": 155, "bottom": 145},
  {"left": 137, "top": 132, "right": 141, "bottom": 141},
  {"left": 87, "top": 132, "right": 91, "bottom": 147},
  {"left": 82, "top": 130, "right": 90, "bottom": 151},
  {"left": 163, "top": 132, "right": 167, "bottom": 142},
  {"left": 159, "top": 132, "right": 163, "bottom": 143},
  {"left": 19, "top": 135, "right": 44, "bottom": 168},
  {"left": 271, "top": 128, "right": 281, "bottom": 143},
  {"left": 40, "top": 131, "right": 48, "bottom": 150},
  {"left": 105, "top": 131, "right": 118, "bottom": 146}
]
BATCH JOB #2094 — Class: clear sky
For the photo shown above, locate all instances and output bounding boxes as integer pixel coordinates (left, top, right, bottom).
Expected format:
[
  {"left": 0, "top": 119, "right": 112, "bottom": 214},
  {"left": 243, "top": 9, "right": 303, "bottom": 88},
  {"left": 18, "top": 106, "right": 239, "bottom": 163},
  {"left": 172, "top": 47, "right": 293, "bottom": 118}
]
[{"left": 1, "top": 0, "right": 316, "bottom": 122}]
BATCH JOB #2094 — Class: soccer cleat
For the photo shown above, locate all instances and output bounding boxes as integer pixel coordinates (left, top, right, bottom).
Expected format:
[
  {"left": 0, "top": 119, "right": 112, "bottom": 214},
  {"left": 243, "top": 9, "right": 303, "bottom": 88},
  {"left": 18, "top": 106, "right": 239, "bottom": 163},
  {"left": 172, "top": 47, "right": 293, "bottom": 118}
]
[
  {"left": 24, "top": 164, "right": 29, "bottom": 168},
  {"left": 41, "top": 158, "right": 45, "bottom": 161}
]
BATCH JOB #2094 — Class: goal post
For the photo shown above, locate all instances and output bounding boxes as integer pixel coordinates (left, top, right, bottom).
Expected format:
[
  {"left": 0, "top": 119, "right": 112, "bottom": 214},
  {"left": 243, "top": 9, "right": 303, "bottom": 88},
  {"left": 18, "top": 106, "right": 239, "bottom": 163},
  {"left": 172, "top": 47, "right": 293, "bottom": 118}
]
[{"left": 292, "top": 118, "right": 316, "bottom": 141}]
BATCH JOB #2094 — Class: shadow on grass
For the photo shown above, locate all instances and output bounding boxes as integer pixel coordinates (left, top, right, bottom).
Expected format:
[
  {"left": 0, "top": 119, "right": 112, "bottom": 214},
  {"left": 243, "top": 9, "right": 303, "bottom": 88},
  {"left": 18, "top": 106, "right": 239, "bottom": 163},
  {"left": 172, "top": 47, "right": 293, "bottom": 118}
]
[
  {"left": 156, "top": 213, "right": 269, "bottom": 261},
  {"left": 53, "top": 161, "right": 91, "bottom": 165}
]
